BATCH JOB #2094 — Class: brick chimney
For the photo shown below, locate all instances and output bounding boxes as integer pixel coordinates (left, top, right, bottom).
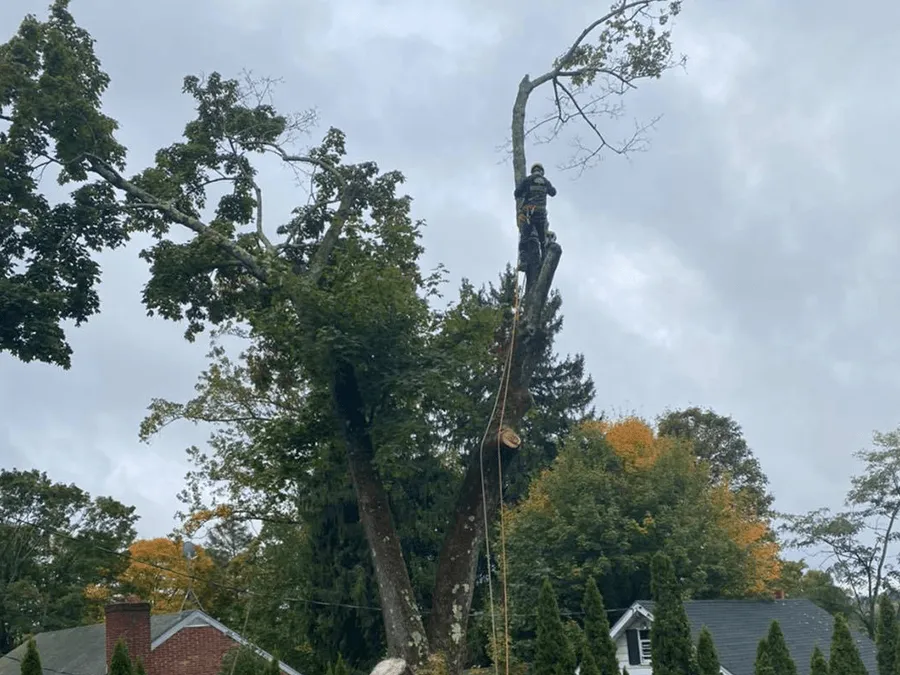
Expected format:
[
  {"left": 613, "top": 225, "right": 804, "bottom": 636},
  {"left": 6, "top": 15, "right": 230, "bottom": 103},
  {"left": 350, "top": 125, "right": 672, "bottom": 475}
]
[
  {"left": 105, "top": 599, "right": 152, "bottom": 673},
  {"left": 774, "top": 589, "right": 785, "bottom": 600}
]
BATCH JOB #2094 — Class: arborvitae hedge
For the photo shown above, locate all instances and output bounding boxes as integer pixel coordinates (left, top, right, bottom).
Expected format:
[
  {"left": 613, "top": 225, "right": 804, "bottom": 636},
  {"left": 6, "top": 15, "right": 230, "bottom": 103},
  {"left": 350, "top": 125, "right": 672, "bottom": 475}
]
[
  {"left": 877, "top": 595, "right": 898, "bottom": 675},
  {"left": 649, "top": 553, "right": 698, "bottom": 675},
  {"left": 533, "top": 578, "right": 576, "bottom": 675},
  {"left": 583, "top": 577, "right": 619, "bottom": 675},
  {"left": 767, "top": 620, "right": 798, "bottom": 675},
  {"left": 697, "top": 627, "right": 721, "bottom": 675},
  {"left": 19, "top": 639, "right": 42, "bottom": 675}
]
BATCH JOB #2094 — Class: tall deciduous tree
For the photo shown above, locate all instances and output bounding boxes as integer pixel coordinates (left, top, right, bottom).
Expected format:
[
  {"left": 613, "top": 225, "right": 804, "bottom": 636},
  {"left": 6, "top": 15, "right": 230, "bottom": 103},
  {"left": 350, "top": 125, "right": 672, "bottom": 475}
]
[
  {"left": 777, "top": 562, "right": 854, "bottom": 620},
  {"left": 649, "top": 553, "right": 698, "bottom": 675},
  {"left": 876, "top": 595, "right": 898, "bottom": 675},
  {"left": 583, "top": 577, "right": 619, "bottom": 675},
  {"left": 696, "top": 627, "right": 720, "bottom": 675},
  {"left": 0, "top": 469, "right": 137, "bottom": 654},
  {"left": 781, "top": 427, "right": 900, "bottom": 637},
  {"left": 657, "top": 407, "right": 773, "bottom": 515},
  {"left": 766, "top": 621, "right": 797, "bottom": 675},
  {"left": 116, "top": 538, "right": 215, "bottom": 612},
  {"left": 0, "top": 1, "right": 685, "bottom": 671},
  {"left": 534, "top": 579, "right": 576, "bottom": 675},
  {"left": 505, "top": 420, "right": 780, "bottom": 629},
  {"left": 829, "top": 615, "right": 867, "bottom": 675}
]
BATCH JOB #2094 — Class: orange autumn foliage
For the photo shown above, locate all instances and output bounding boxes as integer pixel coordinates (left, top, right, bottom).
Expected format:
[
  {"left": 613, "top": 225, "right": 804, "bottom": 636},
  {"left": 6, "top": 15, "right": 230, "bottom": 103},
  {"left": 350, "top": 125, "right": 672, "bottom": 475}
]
[
  {"left": 118, "top": 538, "right": 215, "bottom": 613},
  {"left": 581, "top": 416, "right": 665, "bottom": 469},
  {"left": 183, "top": 504, "right": 235, "bottom": 536},
  {"left": 577, "top": 416, "right": 782, "bottom": 594},
  {"left": 711, "top": 483, "right": 782, "bottom": 593}
]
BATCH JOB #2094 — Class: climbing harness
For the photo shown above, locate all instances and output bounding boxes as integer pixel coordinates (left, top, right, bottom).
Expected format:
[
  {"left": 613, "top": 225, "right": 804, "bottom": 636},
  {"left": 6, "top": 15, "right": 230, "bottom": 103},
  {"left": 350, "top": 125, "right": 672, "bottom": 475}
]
[{"left": 479, "top": 255, "right": 524, "bottom": 675}]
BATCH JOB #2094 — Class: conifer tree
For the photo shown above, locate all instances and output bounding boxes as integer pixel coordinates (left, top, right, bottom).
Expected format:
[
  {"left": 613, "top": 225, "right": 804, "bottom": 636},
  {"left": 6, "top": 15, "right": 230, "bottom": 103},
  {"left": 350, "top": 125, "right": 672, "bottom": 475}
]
[
  {"left": 649, "top": 553, "right": 698, "bottom": 675},
  {"left": 19, "top": 638, "right": 42, "bottom": 675},
  {"left": 584, "top": 577, "right": 620, "bottom": 675},
  {"left": 134, "top": 657, "right": 147, "bottom": 675},
  {"left": 333, "top": 655, "right": 350, "bottom": 675},
  {"left": 109, "top": 639, "right": 134, "bottom": 675},
  {"left": 580, "top": 641, "right": 602, "bottom": 675},
  {"left": 877, "top": 595, "right": 898, "bottom": 675},
  {"left": 767, "top": 621, "right": 798, "bottom": 675},
  {"left": 810, "top": 646, "right": 829, "bottom": 675},
  {"left": 755, "top": 639, "right": 775, "bottom": 675},
  {"left": 830, "top": 615, "right": 867, "bottom": 675},
  {"left": 697, "top": 627, "right": 720, "bottom": 675},
  {"left": 622, "top": 668, "right": 629, "bottom": 675},
  {"left": 534, "top": 578, "right": 577, "bottom": 675}
]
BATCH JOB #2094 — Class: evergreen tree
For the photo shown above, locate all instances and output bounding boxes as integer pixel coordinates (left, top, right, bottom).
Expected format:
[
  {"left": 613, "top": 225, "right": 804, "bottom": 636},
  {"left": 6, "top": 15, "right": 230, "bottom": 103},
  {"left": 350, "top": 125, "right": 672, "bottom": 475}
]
[
  {"left": 877, "top": 595, "right": 898, "bottom": 675},
  {"left": 580, "top": 642, "right": 602, "bottom": 675},
  {"left": 584, "top": 577, "right": 620, "bottom": 675},
  {"left": 331, "top": 655, "right": 350, "bottom": 675},
  {"left": 134, "top": 657, "right": 147, "bottom": 675},
  {"left": 534, "top": 578, "right": 576, "bottom": 675},
  {"left": 697, "top": 627, "right": 720, "bottom": 675},
  {"left": 810, "top": 646, "right": 829, "bottom": 675},
  {"left": 622, "top": 668, "right": 629, "bottom": 675},
  {"left": 649, "top": 553, "right": 698, "bottom": 675},
  {"left": 767, "top": 621, "right": 798, "bottom": 675},
  {"left": 755, "top": 639, "right": 775, "bottom": 675},
  {"left": 19, "top": 638, "right": 42, "bottom": 675},
  {"left": 830, "top": 615, "right": 867, "bottom": 675},
  {"left": 109, "top": 639, "right": 134, "bottom": 675}
]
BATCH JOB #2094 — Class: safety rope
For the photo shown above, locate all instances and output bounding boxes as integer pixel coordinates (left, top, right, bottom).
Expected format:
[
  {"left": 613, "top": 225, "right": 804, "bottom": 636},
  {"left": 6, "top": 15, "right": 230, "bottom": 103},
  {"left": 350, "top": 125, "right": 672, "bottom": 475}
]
[
  {"left": 495, "top": 274, "right": 521, "bottom": 675},
  {"left": 479, "top": 230, "right": 525, "bottom": 675}
]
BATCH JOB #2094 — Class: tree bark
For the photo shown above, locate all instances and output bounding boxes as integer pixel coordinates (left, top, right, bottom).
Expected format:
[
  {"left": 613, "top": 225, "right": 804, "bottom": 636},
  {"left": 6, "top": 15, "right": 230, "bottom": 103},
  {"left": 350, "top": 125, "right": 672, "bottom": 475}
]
[
  {"left": 332, "top": 362, "right": 430, "bottom": 668},
  {"left": 427, "top": 243, "right": 561, "bottom": 671}
]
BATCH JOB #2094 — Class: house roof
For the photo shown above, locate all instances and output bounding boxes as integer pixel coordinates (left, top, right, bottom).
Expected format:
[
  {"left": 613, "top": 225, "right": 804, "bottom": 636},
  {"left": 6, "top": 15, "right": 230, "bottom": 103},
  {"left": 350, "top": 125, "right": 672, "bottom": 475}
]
[
  {"left": 0, "top": 612, "right": 185, "bottom": 675},
  {"left": 0, "top": 610, "right": 301, "bottom": 675},
  {"left": 612, "top": 599, "right": 877, "bottom": 675}
]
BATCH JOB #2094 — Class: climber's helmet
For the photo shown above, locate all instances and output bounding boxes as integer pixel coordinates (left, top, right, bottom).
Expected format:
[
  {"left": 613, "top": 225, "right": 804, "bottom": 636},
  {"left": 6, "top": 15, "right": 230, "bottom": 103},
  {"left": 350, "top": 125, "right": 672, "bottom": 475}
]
[{"left": 530, "top": 163, "right": 544, "bottom": 176}]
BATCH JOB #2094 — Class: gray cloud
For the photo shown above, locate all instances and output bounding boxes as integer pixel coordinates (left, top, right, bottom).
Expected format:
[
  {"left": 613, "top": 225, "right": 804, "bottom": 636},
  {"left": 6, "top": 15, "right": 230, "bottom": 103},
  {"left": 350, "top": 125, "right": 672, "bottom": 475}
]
[{"left": 1, "top": 0, "right": 897, "bottom": 539}]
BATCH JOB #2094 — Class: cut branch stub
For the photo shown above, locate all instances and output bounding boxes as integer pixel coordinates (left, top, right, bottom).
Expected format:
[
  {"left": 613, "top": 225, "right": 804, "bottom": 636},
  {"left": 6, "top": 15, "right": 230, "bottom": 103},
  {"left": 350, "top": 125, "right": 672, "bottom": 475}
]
[{"left": 498, "top": 426, "right": 522, "bottom": 450}]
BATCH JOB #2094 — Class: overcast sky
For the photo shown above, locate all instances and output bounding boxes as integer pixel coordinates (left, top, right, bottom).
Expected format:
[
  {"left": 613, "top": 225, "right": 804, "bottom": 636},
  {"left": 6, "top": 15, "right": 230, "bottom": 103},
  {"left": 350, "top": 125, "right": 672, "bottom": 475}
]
[{"left": 1, "top": 0, "right": 897, "bottom": 554}]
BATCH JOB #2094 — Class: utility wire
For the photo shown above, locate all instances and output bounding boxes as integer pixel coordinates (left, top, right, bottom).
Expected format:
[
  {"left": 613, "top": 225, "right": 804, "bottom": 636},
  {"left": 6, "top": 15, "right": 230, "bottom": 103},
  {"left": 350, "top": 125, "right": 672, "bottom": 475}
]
[{"left": 6, "top": 515, "right": 630, "bottom": 619}]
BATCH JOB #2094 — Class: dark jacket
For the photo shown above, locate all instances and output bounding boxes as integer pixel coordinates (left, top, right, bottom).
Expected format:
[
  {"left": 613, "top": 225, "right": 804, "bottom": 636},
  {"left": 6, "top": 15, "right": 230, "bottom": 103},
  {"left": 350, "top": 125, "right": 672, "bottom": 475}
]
[{"left": 514, "top": 174, "right": 557, "bottom": 208}]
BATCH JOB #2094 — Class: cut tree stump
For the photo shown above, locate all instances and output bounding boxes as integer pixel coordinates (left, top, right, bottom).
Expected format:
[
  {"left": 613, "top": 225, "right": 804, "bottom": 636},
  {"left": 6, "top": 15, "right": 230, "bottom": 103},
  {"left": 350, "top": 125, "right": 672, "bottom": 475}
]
[{"left": 498, "top": 426, "right": 521, "bottom": 450}]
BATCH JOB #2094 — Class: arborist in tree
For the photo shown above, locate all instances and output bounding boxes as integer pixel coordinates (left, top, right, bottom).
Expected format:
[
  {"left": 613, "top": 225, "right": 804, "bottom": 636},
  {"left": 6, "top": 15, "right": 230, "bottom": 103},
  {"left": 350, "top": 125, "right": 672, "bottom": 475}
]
[{"left": 514, "top": 162, "right": 557, "bottom": 272}]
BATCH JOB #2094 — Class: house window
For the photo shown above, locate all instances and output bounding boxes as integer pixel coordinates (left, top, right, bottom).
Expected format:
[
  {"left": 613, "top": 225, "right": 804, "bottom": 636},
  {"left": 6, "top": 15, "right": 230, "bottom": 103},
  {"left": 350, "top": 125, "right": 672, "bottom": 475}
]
[
  {"left": 639, "top": 630, "right": 652, "bottom": 663},
  {"left": 626, "top": 628, "right": 653, "bottom": 666}
]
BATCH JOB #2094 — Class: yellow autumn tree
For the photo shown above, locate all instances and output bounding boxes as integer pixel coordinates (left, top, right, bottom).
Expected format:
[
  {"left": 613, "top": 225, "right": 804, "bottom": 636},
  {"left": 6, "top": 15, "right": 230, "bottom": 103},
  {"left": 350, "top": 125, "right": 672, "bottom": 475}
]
[
  {"left": 591, "top": 416, "right": 781, "bottom": 592},
  {"left": 505, "top": 416, "right": 781, "bottom": 633},
  {"left": 118, "top": 538, "right": 215, "bottom": 613},
  {"left": 582, "top": 416, "right": 664, "bottom": 469}
]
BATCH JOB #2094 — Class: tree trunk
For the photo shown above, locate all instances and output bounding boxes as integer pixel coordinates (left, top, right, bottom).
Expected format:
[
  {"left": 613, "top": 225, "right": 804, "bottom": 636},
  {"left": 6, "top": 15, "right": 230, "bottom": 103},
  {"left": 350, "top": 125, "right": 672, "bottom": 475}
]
[
  {"left": 332, "top": 362, "right": 429, "bottom": 668},
  {"left": 428, "top": 244, "right": 561, "bottom": 671}
]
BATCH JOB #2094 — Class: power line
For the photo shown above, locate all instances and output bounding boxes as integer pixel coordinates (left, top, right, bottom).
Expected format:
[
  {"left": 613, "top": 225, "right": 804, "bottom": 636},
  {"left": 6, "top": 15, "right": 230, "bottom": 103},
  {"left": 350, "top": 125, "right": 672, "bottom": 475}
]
[{"left": 6, "top": 515, "right": 629, "bottom": 619}]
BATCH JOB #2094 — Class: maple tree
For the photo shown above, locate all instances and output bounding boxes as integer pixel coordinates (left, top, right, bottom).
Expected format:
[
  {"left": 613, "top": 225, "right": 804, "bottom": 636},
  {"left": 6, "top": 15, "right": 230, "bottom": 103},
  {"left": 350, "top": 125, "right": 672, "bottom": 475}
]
[
  {"left": 116, "top": 538, "right": 215, "bottom": 612},
  {"left": 504, "top": 417, "right": 780, "bottom": 643}
]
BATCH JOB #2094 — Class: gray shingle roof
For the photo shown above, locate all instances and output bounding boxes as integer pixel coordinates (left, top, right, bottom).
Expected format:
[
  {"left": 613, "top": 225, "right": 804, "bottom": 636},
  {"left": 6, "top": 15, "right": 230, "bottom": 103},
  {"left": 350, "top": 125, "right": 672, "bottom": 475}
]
[
  {"left": 0, "top": 612, "right": 188, "bottom": 675},
  {"left": 636, "top": 599, "right": 877, "bottom": 675}
]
